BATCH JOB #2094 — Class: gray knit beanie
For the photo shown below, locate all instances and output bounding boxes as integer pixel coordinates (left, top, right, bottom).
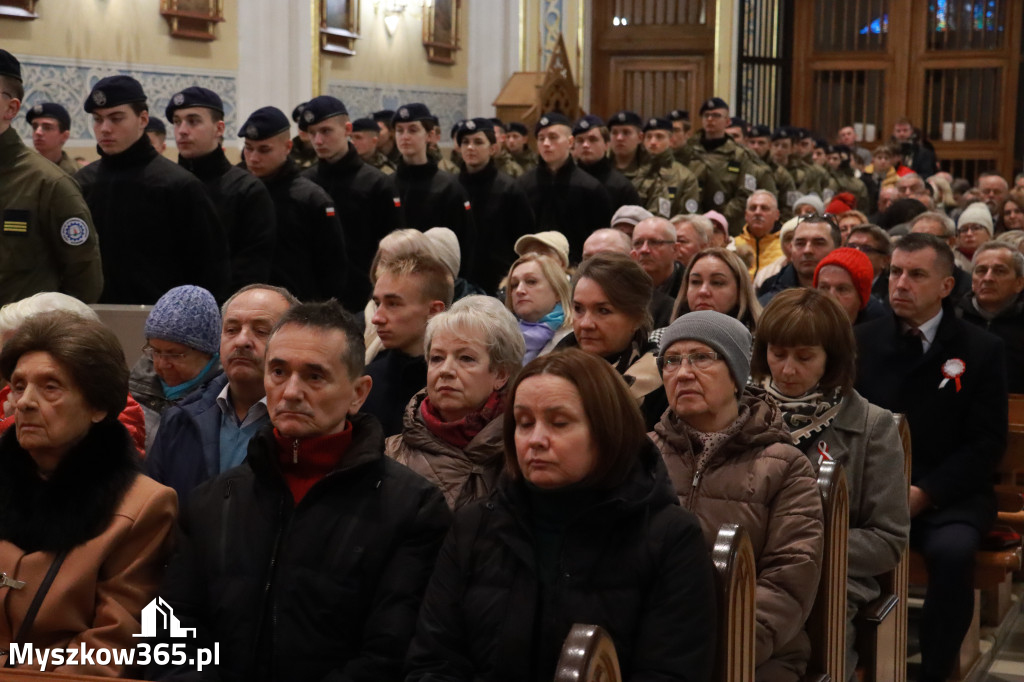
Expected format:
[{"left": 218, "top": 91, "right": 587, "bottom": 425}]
[
  {"left": 657, "top": 310, "right": 752, "bottom": 390},
  {"left": 144, "top": 285, "right": 221, "bottom": 355}
]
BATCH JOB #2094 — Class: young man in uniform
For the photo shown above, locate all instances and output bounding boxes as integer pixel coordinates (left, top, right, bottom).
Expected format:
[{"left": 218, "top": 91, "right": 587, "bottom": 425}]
[{"left": 25, "top": 102, "right": 78, "bottom": 175}]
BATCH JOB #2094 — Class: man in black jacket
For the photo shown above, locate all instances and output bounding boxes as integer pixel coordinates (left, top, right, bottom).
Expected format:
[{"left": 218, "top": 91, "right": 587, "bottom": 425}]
[
  {"left": 167, "top": 86, "right": 275, "bottom": 292},
  {"left": 572, "top": 114, "right": 642, "bottom": 211},
  {"left": 152, "top": 300, "right": 451, "bottom": 682},
  {"left": 854, "top": 233, "right": 1007, "bottom": 682}
]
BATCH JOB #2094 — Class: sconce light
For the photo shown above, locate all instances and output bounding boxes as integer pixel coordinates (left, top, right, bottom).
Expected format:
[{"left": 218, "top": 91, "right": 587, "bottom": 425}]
[{"left": 377, "top": 0, "right": 407, "bottom": 36}]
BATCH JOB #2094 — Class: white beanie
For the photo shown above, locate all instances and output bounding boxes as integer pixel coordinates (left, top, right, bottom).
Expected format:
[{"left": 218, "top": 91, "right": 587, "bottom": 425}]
[
  {"left": 423, "top": 227, "right": 461, "bottom": 278},
  {"left": 957, "top": 202, "right": 994, "bottom": 236}
]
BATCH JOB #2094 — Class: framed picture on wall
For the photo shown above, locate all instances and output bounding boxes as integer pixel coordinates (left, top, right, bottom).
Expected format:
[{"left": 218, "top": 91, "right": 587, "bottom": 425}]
[
  {"left": 159, "top": 0, "right": 224, "bottom": 41},
  {"left": 320, "top": 0, "right": 359, "bottom": 56},
  {"left": 422, "top": 0, "right": 460, "bottom": 65}
]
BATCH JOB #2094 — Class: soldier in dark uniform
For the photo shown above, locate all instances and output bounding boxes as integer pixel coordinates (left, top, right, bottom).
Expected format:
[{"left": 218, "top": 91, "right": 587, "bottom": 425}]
[
  {"left": 667, "top": 108, "right": 692, "bottom": 163},
  {"left": 749, "top": 124, "right": 798, "bottom": 220},
  {"left": 240, "top": 106, "right": 348, "bottom": 304},
  {"left": 167, "top": 86, "right": 275, "bottom": 292},
  {"left": 300, "top": 96, "right": 402, "bottom": 311},
  {"left": 572, "top": 114, "right": 641, "bottom": 211},
  {"left": 788, "top": 127, "right": 833, "bottom": 198},
  {"left": 456, "top": 117, "right": 535, "bottom": 294},
  {"left": 506, "top": 121, "right": 538, "bottom": 172},
  {"left": 488, "top": 118, "right": 525, "bottom": 178},
  {"left": 144, "top": 117, "right": 167, "bottom": 154},
  {"left": 372, "top": 109, "right": 402, "bottom": 167},
  {"left": 438, "top": 119, "right": 464, "bottom": 174},
  {"left": 642, "top": 116, "right": 701, "bottom": 218},
  {"left": 288, "top": 102, "right": 317, "bottom": 170},
  {"left": 608, "top": 110, "right": 662, "bottom": 208},
  {"left": 25, "top": 102, "right": 78, "bottom": 175},
  {"left": 517, "top": 112, "right": 614, "bottom": 264},
  {"left": 75, "top": 75, "right": 228, "bottom": 303},
  {"left": 392, "top": 103, "right": 476, "bottom": 275},
  {"left": 349, "top": 117, "right": 395, "bottom": 175},
  {"left": 0, "top": 50, "right": 102, "bottom": 304}
]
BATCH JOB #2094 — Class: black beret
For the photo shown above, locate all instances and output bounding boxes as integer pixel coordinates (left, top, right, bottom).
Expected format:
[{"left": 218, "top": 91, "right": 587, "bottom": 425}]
[
  {"left": 298, "top": 95, "right": 348, "bottom": 131},
  {"left": 643, "top": 116, "right": 673, "bottom": 133},
  {"left": 792, "top": 127, "right": 810, "bottom": 140},
  {"left": 25, "top": 102, "right": 70, "bottom": 131},
  {"left": 456, "top": 117, "right": 497, "bottom": 145},
  {"left": 427, "top": 115, "right": 440, "bottom": 129},
  {"left": 573, "top": 114, "right": 604, "bottom": 135},
  {"left": 748, "top": 124, "right": 772, "bottom": 139},
  {"left": 771, "top": 126, "right": 795, "bottom": 141},
  {"left": 351, "top": 117, "right": 378, "bottom": 133},
  {"left": 145, "top": 118, "right": 166, "bottom": 135},
  {"left": 813, "top": 137, "right": 828, "bottom": 150},
  {"left": 291, "top": 102, "right": 307, "bottom": 123},
  {"left": 392, "top": 103, "right": 433, "bottom": 125},
  {"left": 84, "top": 75, "right": 147, "bottom": 113},
  {"left": 608, "top": 110, "right": 642, "bottom": 128},
  {"left": 372, "top": 109, "right": 395, "bottom": 123},
  {"left": 831, "top": 144, "right": 851, "bottom": 156},
  {"left": 534, "top": 112, "right": 572, "bottom": 135},
  {"left": 0, "top": 49, "right": 21, "bottom": 83},
  {"left": 666, "top": 109, "right": 689, "bottom": 121},
  {"left": 165, "top": 86, "right": 224, "bottom": 121},
  {"left": 699, "top": 97, "right": 729, "bottom": 114},
  {"left": 238, "top": 106, "right": 290, "bottom": 140},
  {"left": 450, "top": 119, "right": 465, "bottom": 138},
  {"left": 488, "top": 117, "right": 505, "bottom": 131},
  {"left": 728, "top": 116, "right": 748, "bottom": 130},
  {"left": 507, "top": 122, "right": 528, "bottom": 136}
]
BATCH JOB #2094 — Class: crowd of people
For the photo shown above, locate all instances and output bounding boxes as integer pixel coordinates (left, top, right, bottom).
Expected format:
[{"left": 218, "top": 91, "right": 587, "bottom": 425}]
[{"left": 0, "top": 44, "right": 1021, "bottom": 682}]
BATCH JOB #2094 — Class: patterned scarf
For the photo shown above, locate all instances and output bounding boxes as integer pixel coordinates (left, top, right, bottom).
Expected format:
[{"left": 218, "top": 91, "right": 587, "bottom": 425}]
[{"left": 761, "top": 380, "right": 843, "bottom": 448}]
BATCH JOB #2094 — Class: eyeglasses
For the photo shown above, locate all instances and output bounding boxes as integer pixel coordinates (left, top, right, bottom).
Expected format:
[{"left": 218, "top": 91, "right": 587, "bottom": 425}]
[
  {"left": 957, "top": 224, "right": 987, "bottom": 235},
  {"left": 632, "top": 238, "right": 676, "bottom": 249},
  {"left": 702, "top": 112, "right": 726, "bottom": 121},
  {"left": 662, "top": 351, "right": 721, "bottom": 373},
  {"left": 142, "top": 344, "right": 191, "bottom": 364}
]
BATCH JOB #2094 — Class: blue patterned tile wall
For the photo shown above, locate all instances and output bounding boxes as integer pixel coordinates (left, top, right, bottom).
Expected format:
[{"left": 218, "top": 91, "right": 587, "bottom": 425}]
[{"left": 326, "top": 79, "right": 468, "bottom": 128}]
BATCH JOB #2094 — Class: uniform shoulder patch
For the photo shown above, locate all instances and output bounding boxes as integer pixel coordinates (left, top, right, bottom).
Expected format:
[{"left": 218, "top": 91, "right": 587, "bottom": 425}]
[
  {"left": 685, "top": 198, "right": 699, "bottom": 213},
  {"left": 726, "top": 162, "right": 741, "bottom": 174},
  {"left": 60, "top": 217, "right": 89, "bottom": 246},
  {"left": 326, "top": 206, "right": 336, "bottom": 217},
  {"left": 744, "top": 173, "right": 757, "bottom": 191}
]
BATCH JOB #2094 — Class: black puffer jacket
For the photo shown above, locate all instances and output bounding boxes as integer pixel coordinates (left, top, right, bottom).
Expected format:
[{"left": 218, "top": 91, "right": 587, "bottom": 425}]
[{"left": 405, "top": 439, "right": 716, "bottom": 682}]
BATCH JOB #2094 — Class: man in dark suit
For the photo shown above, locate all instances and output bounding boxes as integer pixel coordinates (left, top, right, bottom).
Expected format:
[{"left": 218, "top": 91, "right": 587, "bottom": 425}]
[{"left": 854, "top": 233, "right": 1007, "bottom": 682}]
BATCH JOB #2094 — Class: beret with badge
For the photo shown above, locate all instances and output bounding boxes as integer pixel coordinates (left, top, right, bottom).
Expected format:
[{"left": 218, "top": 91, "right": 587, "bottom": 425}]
[
  {"left": 572, "top": 114, "right": 604, "bottom": 136},
  {"left": 25, "top": 102, "right": 71, "bottom": 131},
  {"left": 165, "top": 86, "right": 224, "bottom": 121},
  {"left": 455, "top": 117, "right": 497, "bottom": 145},
  {"left": 608, "top": 110, "right": 643, "bottom": 129},
  {"left": 699, "top": 97, "right": 729, "bottom": 115},
  {"left": 238, "top": 106, "right": 290, "bottom": 141},
  {"left": 643, "top": 116, "right": 673, "bottom": 133},
  {"left": 534, "top": 112, "right": 572, "bottom": 136},
  {"left": 84, "top": 75, "right": 147, "bottom": 113},
  {"left": 392, "top": 103, "right": 433, "bottom": 126},
  {"left": 297, "top": 95, "right": 348, "bottom": 132}
]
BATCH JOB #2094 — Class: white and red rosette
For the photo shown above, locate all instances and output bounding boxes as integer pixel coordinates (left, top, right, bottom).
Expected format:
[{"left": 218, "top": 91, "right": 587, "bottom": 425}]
[{"left": 939, "top": 358, "right": 966, "bottom": 392}]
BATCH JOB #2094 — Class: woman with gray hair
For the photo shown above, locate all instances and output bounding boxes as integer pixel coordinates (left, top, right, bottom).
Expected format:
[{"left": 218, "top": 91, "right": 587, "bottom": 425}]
[{"left": 385, "top": 295, "right": 524, "bottom": 510}]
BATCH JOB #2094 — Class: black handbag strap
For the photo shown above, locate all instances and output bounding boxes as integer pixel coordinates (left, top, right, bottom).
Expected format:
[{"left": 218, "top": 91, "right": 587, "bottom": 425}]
[{"left": 4, "top": 549, "right": 68, "bottom": 668}]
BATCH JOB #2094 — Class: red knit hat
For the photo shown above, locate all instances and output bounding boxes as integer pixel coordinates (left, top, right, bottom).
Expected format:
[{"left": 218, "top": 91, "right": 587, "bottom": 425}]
[
  {"left": 813, "top": 247, "right": 873, "bottom": 310},
  {"left": 825, "top": 192, "right": 856, "bottom": 216}
]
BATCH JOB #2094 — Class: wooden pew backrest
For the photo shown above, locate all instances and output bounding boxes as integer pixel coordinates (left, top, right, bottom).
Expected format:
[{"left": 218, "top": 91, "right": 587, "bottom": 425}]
[
  {"left": 554, "top": 623, "right": 622, "bottom": 682},
  {"left": 712, "top": 523, "right": 755, "bottom": 682}
]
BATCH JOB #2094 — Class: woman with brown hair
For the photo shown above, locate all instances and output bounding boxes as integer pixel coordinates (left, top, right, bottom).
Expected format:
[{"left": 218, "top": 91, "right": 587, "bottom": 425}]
[{"left": 405, "top": 348, "right": 716, "bottom": 682}]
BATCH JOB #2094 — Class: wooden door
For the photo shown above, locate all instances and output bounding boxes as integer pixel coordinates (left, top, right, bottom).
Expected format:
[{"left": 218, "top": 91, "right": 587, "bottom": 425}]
[{"left": 608, "top": 56, "right": 708, "bottom": 120}]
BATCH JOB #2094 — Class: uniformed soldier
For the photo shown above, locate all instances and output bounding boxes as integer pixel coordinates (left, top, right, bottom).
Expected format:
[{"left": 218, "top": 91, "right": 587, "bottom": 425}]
[
  {"left": 25, "top": 102, "right": 78, "bottom": 175},
  {"left": 392, "top": 102, "right": 476, "bottom": 274},
  {"left": 456, "top": 117, "right": 536, "bottom": 293},
  {"left": 300, "top": 95, "right": 402, "bottom": 310},
  {"left": 667, "top": 109, "right": 692, "bottom": 163},
  {"left": 75, "top": 74, "right": 228, "bottom": 303},
  {"left": 725, "top": 117, "right": 780, "bottom": 205},
  {"left": 488, "top": 118, "right": 525, "bottom": 178},
  {"left": 240, "top": 106, "right": 348, "bottom": 304},
  {"left": 642, "top": 116, "right": 701, "bottom": 218},
  {"left": 426, "top": 115, "right": 444, "bottom": 165},
  {"left": 608, "top": 110, "right": 663, "bottom": 209},
  {"left": 681, "top": 97, "right": 761, "bottom": 235},
  {"left": 0, "top": 50, "right": 102, "bottom": 304},
  {"left": 516, "top": 112, "right": 614, "bottom": 264},
  {"left": 749, "top": 123, "right": 798, "bottom": 220},
  {"left": 827, "top": 144, "right": 870, "bottom": 212},
  {"left": 372, "top": 109, "right": 402, "bottom": 167},
  {"left": 349, "top": 117, "right": 395, "bottom": 174},
  {"left": 144, "top": 117, "right": 167, "bottom": 154},
  {"left": 505, "top": 121, "right": 538, "bottom": 172},
  {"left": 572, "top": 114, "right": 641, "bottom": 211},
  {"left": 438, "top": 119, "right": 464, "bottom": 174},
  {"left": 288, "top": 102, "right": 318, "bottom": 169},
  {"left": 788, "top": 127, "right": 833, "bottom": 199},
  {"left": 167, "top": 86, "right": 275, "bottom": 291}
]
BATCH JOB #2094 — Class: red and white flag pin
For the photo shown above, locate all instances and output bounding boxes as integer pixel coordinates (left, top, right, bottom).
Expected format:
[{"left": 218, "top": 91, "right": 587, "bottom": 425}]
[
  {"left": 939, "top": 358, "right": 966, "bottom": 392},
  {"left": 817, "top": 441, "right": 832, "bottom": 467}
]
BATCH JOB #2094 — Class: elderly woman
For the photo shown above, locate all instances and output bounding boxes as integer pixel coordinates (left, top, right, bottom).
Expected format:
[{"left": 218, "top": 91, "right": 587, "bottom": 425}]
[
  {"left": 813, "top": 247, "right": 886, "bottom": 325},
  {"left": 0, "top": 311, "right": 176, "bottom": 676},
  {"left": 405, "top": 348, "right": 716, "bottom": 682},
  {"left": 129, "top": 285, "right": 222, "bottom": 452},
  {"left": 671, "top": 247, "right": 761, "bottom": 332},
  {"left": 651, "top": 310, "right": 824, "bottom": 682},
  {"left": 386, "top": 296, "right": 524, "bottom": 510},
  {"left": 557, "top": 252, "right": 667, "bottom": 428},
  {"left": 751, "top": 288, "right": 910, "bottom": 679},
  {"left": 835, "top": 210, "right": 868, "bottom": 245},
  {"left": 505, "top": 253, "right": 573, "bottom": 363}
]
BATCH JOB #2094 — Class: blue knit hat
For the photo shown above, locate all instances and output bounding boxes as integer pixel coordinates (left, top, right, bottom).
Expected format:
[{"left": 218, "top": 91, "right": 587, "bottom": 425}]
[{"left": 145, "top": 286, "right": 221, "bottom": 355}]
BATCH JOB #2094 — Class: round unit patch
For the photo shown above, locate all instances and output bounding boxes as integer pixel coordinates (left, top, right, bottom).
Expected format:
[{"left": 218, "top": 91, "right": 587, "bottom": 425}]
[
  {"left": 713, "top": 191, "right": 725, "bottom": 206},
  {"left": 173, "top": 93, "right": 185, "bottom": 106},
  {"left": 685, "top": 199, "right": 699, "bottom": 213},
  {"left": 60, "top": 218, "right": 89, "bottom": 246}
]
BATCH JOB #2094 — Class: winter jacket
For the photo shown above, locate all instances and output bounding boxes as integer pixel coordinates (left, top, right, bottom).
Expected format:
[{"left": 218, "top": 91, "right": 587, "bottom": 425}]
[
  {"left": 955, "top": 293, "right": 1024, "bottom": 394},
  {"left": 128, "top": 355, "right": 223, "bottom": 455},
  {"left": 404, "top": 439, "right": 717, "bottom": 682},
  {"left": 651, "top": 390, "right": 824, "bottom": 682}
]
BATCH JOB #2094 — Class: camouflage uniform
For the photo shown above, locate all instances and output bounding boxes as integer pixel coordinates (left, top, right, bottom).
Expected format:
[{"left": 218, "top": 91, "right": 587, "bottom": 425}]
[
  {"left": 830, "top": 167, "right": 870, "bottom": 212},
  {"left": 643, "top": 148, "right": 701, "bottom": 218},
  {"left": 289, "top": 136, "right": 317, "bottom": 170},
  {"left": 511, "top": 147, "right": 539, "bottom": 173},
  {"left": 786, "top": 157, "right": 836, "bottom": 201},
  {"left": 765, "top": 158, "right": 799, "bottom": 221},
  {"left": 438, "top": 149, "right": 463, "bottom": 175},
  {"left": 683, "top": 132, "right": 762, "bottom": 235},
  {"left": 494, "top": 149, "right": 525, "bottom": 178},
  {"left": 364, "top": 151, "right": 396, "bottom": 176}
]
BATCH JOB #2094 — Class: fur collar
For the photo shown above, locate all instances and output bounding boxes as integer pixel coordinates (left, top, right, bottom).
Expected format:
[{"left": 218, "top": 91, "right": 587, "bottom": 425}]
[{"left": 0, "top": 420, "right": 140, "bottom": 553}]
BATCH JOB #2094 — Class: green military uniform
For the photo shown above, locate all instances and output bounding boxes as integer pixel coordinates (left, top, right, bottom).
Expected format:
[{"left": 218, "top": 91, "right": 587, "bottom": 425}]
[
  {"left": 0, "top": 127, "right": 102, "bottom": 304},
  {"left": 494, "top": 149, "right": 525, "bottom": 178},
  {"left": 384, "top": 144, "right": 402, "bottom": 168},
  {"left": 364, "top": 150, "right": 396, "bottom": 175},
  {"left": 683, "top": 132, "right": 761, "bottom": 235},
  {"left": 55, "top": 150, "right": 79, "bottom": 176},
  {"left": 830, "top": 167, "right": 870, "bottom": 212},
  {"left": 438, "top": 149, "right": 463, "bottom": 175},
  {"left": 643, "top": 148, "right": 701, "bottom": 218},
  {"left": 618, "top": 148, "right": 664, "bottom": 213},
  {"left": 289, "top": 135, "right": 317, "bottom": 170},
  {"left": 510, "top": 146, "right": 539, "bottom": 173},
  {"left": 765, "top": 159, "right": 799, "bottom": 221},
  {"left": 786, "top": 156, "right": 834, "bottom": 200}
]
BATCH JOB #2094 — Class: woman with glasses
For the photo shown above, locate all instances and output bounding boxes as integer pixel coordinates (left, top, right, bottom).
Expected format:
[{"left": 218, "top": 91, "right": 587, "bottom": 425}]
[
  {"left": 751, "top": 289, "right": 909, "bottom": 678},
  {"left": 129, "top": 285, "right": 222, "bottom": 452},
  {"left": 954, "top": 202, "right": 993, "bottom": 270},
  {"left": 651, "top": 310, "right": 824, "bottom": 682}
]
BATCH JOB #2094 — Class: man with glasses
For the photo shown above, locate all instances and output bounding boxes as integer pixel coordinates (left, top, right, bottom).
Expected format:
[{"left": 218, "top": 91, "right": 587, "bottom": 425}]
[
  {"left": 630, "top": 216, "right": 686, "bottom": 298},
  {"left": 758, "top": 214, "right": 840, "bottom": 304},
  {"left": 846, "top": 224, "right": 893, "bottom": 300},
  {"left": 0, "top": 50, "right": 102, "bottom": 305}
]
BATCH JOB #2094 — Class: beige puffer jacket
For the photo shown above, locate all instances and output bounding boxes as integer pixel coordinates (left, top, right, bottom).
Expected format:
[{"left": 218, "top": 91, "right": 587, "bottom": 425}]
[{"left": 650, "top": 389, "right": 824, "bottom": 682}]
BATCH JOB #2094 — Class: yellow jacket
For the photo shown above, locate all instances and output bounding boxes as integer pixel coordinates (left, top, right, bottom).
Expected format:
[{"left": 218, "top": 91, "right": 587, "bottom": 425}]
[{"left": 735, "top": 226, "right": 783, "bottom": 278}]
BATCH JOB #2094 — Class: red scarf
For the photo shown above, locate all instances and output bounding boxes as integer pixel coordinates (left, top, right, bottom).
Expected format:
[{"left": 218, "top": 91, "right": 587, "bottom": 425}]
[
  {"left": 273, "top": 423, "right": 353, "bottom": 505},
  {"left": 419, "top": 391, "right": 506, "bottom": 449}
]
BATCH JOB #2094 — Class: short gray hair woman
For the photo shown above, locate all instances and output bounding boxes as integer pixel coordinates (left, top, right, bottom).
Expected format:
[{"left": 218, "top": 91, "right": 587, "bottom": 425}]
[{"left": 385, "top": 296, "right": 525, "bottom": 510}]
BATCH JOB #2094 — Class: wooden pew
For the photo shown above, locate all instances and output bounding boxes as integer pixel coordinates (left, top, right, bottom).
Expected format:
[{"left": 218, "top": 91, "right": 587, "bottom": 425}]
[
  {"left": 806, "top": 459, "right": 849, "bottom": 682},
  {"left": 554, "top": 623, "right": 622, "bottom": 682},
  {"left": 712, "top": 523, "right": 756, "bottom": 682}
]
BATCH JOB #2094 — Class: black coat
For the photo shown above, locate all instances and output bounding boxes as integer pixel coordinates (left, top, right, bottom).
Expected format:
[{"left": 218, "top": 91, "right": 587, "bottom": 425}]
[
  {"left": 151, "top": 413, "right": 451, "bottom": 682},
  {"left": 405, "top": 440, "right": 716, "bottom": 682},
  {"left": 517, "top": 158, "right": 615, "bottom": 265},
  {"left": 457, "top": 161, "right": 536, "bottom": 294},
  {"left": 260, "top": 159, "right": 349, "bottom": 303},
  {"left": 578, "top": 156, "right": 643, "bottom": 211},
  {"left": 955, "top": 293, "right": 1024, "bottom": 394},
  {"left": 179, "top": 147, "right": 276, "bottom": 292},
  {"left": 303, "top": 146, "right": 402, "bottom": 310},
  {"left": 854, "top": 308, "right": 1007, "bottom": 531},
  {"left": 362, "top": 349, "right": 427, "bottom": 438},
  {"left": 393, "top": 161, "right": 476, "bottom": 276},
  {"left": 75, "top": 135, "right": 230, "bottom": 303}
]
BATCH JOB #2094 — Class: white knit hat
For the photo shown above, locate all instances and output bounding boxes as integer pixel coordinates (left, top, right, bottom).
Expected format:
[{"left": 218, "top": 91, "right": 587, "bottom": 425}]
[{"left": 957, "top": 201, "right": 994, "bottom": 236}]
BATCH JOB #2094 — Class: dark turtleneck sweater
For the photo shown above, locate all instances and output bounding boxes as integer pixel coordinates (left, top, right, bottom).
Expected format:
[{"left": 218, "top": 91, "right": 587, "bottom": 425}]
[
  {"left": 394, "top": 159, "right": 476, "bottom": 276},
  {"left": 577, "top": 155, "right": 642, "bottom": 210}
]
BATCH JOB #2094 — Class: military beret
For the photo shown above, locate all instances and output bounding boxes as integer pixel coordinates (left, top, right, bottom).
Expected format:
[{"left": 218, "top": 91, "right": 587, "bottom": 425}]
[
  {"left": 298, "top": 95, "right": 348, "bottom": 131},
  {"left": 507, "top": 122, "right": 528, "bottom": 136},
  {"left": 25, "top": 102, "right": 71, "bottom": 131},
  {"left": 372, "top": 109, "right": 395, "bottom": 123},
  {"left": 427, "top": 115, "right": 440, "bottom": 130},
  {"left": 450, "top": 119, "right": 466, "bottom": 138},
  {"left": 291, "top": 102, "right": 307, "bottom": 123},
  {"left": 643, "top": 117, "right": 673, "bottom": 133},
  {"left": 748, "top": 124, "right": 772, "bottom": 139},
  {"left": 572, "top": 114, "right": 604, "bottom": 135},
  {"left": 145, "top": 118, "right": 166, "bottom": 135},
  {"left": 488, "top": 117, "right": 506, "bottom": 131},
  {"left": 165, "top": 86, "right": 224, "bottom": 121},
  {"left": 534, "top": 112, "right": 572, "bottom": 135},
  {"left": 84, "top": 75, "right": 147, "bottom": 113},
  {"left": 792, "top": 127, "right": 810, "bottom": 140},
  {"left": 699, "top": 97, "right": 729, "bottom": 114},
  {"left": 666, "top": 109, "right": 689, "bottom": 122},
  {"left": 831, "top": 144, "right": 852, "bottom": 156},
  {"left": 238, "top": 106, "right": 290, "bottom": 140},
  {"left": 728, "top": 116, "right": 748, "bottom": 130},
  {"left": 351, "top": 117, "right": 378, "bottom": 133},
  {"left": 813, "top": 137, "right": 828, "bottom": 150},
  {"left": 608, "top": 110, "right": 643, "bottom": 129},
  {"left": 456, "top": 117, "right": 497, "bottom": 145},
  {"left": 392, "top": 103, "right": 433, "bottom": 125},
  {"left": 771, "top": 126, "right": 795, "bottom": 141},
  {"left": 0, "top": 49, "right": 21, "bottom": 83}
]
